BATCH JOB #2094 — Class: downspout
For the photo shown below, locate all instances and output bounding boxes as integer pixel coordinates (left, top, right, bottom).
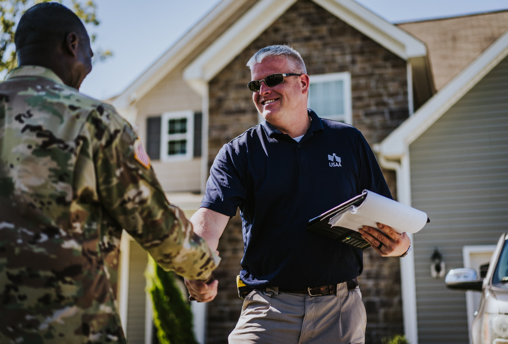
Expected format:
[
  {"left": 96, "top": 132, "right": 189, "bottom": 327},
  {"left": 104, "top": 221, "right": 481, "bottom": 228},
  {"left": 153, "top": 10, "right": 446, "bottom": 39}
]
[
  {"left": 195, "top": 82, "right": 209, "bottom": 344},
  {"left": 407, "top": 62, "right": 414, "bottom": 116},
  {"left": 118, "top": 232, "right": 131, "bottom": 334},
  {"left": 373, "top": 147, "right": 419, "bottom": 344},
  {"left": 200, "top": 84, "right": 210, "bottom": 195}
]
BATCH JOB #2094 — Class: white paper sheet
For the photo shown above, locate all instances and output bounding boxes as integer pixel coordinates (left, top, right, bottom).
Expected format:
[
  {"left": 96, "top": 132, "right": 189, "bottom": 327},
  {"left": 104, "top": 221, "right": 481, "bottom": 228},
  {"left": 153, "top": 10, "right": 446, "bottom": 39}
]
[{"left": 329, "top": 190, "right": 428, "bottom": 234}]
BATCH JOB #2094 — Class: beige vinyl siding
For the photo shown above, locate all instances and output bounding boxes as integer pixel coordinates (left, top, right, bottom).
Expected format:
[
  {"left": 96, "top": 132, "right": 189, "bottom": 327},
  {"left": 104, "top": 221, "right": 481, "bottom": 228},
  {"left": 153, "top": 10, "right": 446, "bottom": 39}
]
[
  {"left": 134, "top": 66, "right": 203, "bottom": 193},
  {"left": 151, "top": 159, "right": 201, "bottom": 192},
  {"left": 409, "top": 56, "right": 508, "bottom": 343},
  {"left": 134, "top": 67, "right": 202, "bottom": 154},
  {"left": 126, "top": 241, "right": 149, "bottom": 343},
  {"left": 136, "top": 67, "right": 202, "bottom": 116}
]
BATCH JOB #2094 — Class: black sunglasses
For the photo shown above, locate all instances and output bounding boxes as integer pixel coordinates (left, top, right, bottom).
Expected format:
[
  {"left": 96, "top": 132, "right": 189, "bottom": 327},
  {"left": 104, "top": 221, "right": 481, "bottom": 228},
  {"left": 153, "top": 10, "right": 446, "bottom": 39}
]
[{"left": 247, "top": 73, "right": 302, "bottom": 92}]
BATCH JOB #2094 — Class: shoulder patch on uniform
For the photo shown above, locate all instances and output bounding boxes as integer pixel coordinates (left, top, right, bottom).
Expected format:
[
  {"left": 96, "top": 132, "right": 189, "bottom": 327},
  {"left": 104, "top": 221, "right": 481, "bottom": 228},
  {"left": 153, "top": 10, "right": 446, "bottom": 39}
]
[{"left": 134, "top": 139, "right": 151, "bottom": 169}]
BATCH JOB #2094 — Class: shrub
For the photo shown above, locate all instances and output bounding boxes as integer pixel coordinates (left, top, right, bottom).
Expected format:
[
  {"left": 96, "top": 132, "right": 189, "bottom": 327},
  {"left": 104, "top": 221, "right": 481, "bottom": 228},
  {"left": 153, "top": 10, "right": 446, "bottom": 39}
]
[
  {"left": 146, "top": 257, "right": 198, "bottom": 344},
  {"left": 381, "top": 334, "right": 410, "bottom": 344}
]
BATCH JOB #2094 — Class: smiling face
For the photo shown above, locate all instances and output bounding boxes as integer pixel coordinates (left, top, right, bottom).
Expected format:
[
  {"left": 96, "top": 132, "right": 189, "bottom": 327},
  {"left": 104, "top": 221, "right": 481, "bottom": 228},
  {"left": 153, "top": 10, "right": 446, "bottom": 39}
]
[{"left": 251, "top": 55, "right": 310, "bottom": 136}]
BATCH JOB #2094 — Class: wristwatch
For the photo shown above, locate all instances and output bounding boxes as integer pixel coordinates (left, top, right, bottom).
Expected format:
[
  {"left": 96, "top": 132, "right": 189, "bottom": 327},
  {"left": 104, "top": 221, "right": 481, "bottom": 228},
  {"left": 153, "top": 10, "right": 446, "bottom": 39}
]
[{"left": 399, "top": 243, "right": 412, "bottom": 258}]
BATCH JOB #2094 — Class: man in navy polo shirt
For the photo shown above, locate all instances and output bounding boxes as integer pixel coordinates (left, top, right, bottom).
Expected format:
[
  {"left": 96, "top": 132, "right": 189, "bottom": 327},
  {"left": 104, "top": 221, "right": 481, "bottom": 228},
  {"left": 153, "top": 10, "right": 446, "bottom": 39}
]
[{"left": 185, "top": 45, "right": 411, "bottom": 343}]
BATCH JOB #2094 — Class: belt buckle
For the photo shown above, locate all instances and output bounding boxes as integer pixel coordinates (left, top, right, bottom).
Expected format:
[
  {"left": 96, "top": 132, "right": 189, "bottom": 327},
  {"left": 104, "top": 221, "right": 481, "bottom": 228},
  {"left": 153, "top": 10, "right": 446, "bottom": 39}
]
[{"left": 307, "top": 287, "right": 323, "bottom": 296}]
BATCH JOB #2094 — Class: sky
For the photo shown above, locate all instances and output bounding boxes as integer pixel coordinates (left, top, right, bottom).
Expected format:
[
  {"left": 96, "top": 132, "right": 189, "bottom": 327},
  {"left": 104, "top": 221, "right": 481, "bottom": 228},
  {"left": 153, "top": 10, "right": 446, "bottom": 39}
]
[{"left": 79, "top": 0, "right": 508, "bottom": 100}]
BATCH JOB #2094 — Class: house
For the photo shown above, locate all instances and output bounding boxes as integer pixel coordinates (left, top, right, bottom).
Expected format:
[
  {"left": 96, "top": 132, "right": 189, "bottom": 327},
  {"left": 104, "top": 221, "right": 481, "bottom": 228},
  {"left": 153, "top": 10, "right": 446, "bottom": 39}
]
[
  {"left": 378, "top": 13, "right": 508, "bottom": 344},
  {"left": 109, "top": 0, "right": 508, "bottom": 342}
]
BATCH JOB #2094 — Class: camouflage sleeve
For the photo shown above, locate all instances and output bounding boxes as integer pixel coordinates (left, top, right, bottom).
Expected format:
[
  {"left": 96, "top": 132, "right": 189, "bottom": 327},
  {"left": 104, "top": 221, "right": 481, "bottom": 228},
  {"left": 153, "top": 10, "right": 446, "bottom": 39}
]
[{"left": 85, "top": 105, "right": 220, "bottom": 281}]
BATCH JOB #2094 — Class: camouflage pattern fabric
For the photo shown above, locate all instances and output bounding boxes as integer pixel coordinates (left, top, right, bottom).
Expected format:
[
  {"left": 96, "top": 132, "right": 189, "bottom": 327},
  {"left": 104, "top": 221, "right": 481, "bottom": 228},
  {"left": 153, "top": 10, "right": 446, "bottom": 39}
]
[{"left": 0, "top": 66, "right": 220, "bottom": 343}]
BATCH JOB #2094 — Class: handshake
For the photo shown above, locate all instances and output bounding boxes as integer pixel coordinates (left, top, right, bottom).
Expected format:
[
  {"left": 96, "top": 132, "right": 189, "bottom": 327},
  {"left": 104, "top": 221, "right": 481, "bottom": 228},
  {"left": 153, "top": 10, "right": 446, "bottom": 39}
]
[{"left": 185, "top": 272, "right": 218, "bottom": 302}]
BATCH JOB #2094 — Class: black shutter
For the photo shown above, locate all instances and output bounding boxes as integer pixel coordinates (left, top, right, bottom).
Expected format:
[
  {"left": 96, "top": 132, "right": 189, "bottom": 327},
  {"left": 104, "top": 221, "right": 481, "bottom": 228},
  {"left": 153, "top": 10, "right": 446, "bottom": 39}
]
[
  {"left": 193, "top": 112, "right": 202, "bottom": 158},
  {"left": 146, "top": 116, "right": 161, "bottom": 160}
]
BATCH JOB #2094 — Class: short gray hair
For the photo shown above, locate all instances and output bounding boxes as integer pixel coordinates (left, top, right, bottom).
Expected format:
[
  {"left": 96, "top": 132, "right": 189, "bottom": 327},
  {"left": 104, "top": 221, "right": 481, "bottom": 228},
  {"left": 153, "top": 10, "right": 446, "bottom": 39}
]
[{"left": 246, "top": 45, "right": 307, "bottom": 74}]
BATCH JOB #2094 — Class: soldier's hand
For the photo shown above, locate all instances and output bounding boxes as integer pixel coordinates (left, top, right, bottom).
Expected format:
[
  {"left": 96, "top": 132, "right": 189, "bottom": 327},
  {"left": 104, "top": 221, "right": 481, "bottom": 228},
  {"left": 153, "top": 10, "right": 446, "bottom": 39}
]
[{"left": 185, "top": 274, "right": 218, "bottom": 303}]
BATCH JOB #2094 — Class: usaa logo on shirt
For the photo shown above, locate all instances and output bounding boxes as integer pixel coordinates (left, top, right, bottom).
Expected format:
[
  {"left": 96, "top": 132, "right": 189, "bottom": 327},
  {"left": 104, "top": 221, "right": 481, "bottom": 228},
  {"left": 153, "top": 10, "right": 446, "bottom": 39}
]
[{"left": 328, "top": 153, "right": 342, "bottom": 167}]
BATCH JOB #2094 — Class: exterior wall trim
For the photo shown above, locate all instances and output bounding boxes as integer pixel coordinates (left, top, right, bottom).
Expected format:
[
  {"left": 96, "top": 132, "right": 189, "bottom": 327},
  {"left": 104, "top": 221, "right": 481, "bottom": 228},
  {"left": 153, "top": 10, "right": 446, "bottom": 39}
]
[
  {"left": 308, "top": 72, "right": 352, "bottom": 124},
  {"left": 313, "top": 0, "right": 426, "bottom": 59},
  {"left": 406, "top": 62, "right": 414, "bottom": 115},
  {"left": 376, "top": 153, "right": 419, "bottom": 344},
  {"left": 183, "top": 0, "right": 427, "bottom": 94},
  {"left": 376, "top": 22, "right": 508, "bottom": 344},
  {"left": 145, "top": 294, "right": 153, "bottom": 344},
  {"left": 378, "top": 30, "right": 508, "bottom": 159},
  {"left": 183, "top": 0, "right": 297, "bottom": 95},
  {"left": 118, "top": 231, "right": 131, "bottom": 332},
  {"left": 200, "top": 85, "right": 209, "bottom": 193},
  {"left": 112, "top": 0, "right": 250, "bottom": 109},
  {"left": 160, "top": 110, "right": 195, "bottom": 162}
]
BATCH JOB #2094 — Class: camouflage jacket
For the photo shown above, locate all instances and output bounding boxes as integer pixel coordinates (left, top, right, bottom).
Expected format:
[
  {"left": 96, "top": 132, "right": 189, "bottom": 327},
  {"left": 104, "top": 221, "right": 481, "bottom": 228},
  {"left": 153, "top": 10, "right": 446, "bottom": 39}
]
[{"left": 0, "top": 66, "right": 219, "bottom": 343}]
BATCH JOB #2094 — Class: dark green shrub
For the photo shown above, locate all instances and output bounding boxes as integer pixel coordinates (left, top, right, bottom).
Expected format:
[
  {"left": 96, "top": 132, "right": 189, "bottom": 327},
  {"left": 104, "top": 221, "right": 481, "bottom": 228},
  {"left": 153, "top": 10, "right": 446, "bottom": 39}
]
[
  {"left": 381, "top": 334, "right": 410, "bottom": 344},
  {"left": 146, "top": 257, "right": 198, "bottom": 344}
]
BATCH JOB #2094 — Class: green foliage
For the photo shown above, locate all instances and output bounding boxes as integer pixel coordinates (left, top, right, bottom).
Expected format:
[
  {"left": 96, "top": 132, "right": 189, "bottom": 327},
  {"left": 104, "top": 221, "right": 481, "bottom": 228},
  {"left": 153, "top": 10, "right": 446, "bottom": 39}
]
[
  {"left": 146, "top": 257, "right": 198, "bottom": 344},
  {"left": 0, "top": 0, "right": 112, "bottom": 75},
  {"left": 381, "top": 334, "right": 410, "bottom": 344}
]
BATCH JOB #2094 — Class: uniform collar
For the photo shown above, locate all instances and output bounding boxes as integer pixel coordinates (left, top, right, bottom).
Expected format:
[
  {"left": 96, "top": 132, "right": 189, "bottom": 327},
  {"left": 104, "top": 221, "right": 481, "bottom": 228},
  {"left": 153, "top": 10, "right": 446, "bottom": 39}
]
[
  {"left": 261, "top": 109, "right": 324, "bottom": 138},
  {"left": 6, "top": 66, "right": 65, "bottom": 85}
]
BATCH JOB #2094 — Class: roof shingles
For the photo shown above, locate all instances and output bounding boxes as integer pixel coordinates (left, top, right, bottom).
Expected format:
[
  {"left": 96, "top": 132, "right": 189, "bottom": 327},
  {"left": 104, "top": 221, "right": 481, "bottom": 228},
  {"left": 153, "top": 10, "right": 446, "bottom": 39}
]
[{"left": 397, "top": 10, "right": 508, "bottom": 90}]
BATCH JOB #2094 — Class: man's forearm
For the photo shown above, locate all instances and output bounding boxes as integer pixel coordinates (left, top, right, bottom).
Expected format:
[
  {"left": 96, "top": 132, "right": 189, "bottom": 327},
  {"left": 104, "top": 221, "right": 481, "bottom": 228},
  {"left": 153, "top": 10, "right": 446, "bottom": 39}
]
[
  {"left": 190, "top": 207, "right": 229, "bottom": 251},
  {"left": 185, "top": 208, "right": 228, "bottom": 302}
]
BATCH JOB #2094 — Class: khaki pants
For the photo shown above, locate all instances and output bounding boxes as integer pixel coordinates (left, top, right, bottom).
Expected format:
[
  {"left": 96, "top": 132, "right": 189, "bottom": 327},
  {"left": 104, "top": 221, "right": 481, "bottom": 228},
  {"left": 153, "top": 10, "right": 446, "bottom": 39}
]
[{"left": 229, "top": 282, "right": 366, "bottom": 344}]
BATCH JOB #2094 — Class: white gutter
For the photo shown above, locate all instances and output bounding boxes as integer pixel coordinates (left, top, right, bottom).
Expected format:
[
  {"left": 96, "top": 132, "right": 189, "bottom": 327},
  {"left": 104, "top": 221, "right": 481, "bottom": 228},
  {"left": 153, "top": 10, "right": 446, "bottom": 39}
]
[
  {"left": 200, "top": 84, "right": 210, "bottom": 194},
  {"left": 119, "top": 231, "right": 131, "bottom": 333},
  {"left": 375, "top": 149, "right": 419, "bottom": 344}
]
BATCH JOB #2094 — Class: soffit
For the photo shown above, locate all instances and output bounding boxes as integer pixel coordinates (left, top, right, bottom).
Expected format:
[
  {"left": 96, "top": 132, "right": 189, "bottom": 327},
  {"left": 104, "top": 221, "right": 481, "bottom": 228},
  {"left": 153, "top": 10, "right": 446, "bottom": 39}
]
[
  {"left": 183, "top": 0, "right": 427, "bottom": 95},
  {"left": 398, "top": 10, "right": 508, "bottom": 90},
  {"left": 377, "top": 30, "right": 508, "bottom": 159},
  {"left": 112, "top": 0, "right": 257, "bottom": 109}
]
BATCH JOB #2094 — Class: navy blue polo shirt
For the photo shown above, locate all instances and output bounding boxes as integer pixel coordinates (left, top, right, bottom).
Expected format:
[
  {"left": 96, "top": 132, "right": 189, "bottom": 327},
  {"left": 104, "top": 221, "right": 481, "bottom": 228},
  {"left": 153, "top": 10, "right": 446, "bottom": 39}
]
[{"left": 201, "top": 110, "right": 391, "bottom": 289}]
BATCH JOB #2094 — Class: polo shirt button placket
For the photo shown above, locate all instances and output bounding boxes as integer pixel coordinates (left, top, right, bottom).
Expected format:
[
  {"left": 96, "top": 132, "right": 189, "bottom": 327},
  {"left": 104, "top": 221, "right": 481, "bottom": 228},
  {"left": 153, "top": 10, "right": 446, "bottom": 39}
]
[{"left": 296, "top": 142, "right": 310, "bottom": 176}]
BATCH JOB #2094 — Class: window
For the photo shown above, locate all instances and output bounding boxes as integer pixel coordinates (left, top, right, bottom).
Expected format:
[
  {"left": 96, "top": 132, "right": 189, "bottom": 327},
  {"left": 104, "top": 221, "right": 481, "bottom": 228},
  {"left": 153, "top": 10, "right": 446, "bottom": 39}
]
[
  {"left": 161, "top": 111, "right": 194, "bottom": 161},
  {"left": 308, "top": 72, "right": 352, "bottom": 124},
  {"left": 146, "top": 111, "right": 202, "bottom": 162}
]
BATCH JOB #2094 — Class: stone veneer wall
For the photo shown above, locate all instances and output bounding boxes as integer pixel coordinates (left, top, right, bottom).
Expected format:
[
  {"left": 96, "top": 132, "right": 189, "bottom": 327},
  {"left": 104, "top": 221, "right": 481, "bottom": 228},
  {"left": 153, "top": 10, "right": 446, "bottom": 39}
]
[{"left": 205, "top": 0, "right": 407, "bottom": 342}]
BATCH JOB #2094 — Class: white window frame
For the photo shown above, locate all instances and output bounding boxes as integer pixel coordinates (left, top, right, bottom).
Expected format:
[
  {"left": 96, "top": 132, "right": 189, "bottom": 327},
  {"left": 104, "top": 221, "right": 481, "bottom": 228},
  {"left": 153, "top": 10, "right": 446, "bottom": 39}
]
[
  {"left": 308, "top": 72, "right": 352, "bottom": 124},
  {"left": 160, "top": 111, "right": 194, "bottom": 162}
]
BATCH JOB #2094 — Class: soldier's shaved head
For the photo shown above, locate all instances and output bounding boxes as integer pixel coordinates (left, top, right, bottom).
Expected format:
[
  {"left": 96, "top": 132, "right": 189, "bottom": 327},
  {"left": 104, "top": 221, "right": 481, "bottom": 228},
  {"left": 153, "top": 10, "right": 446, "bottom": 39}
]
[
  {"left": 14, "top": 2, "right": 93, "bottom": 90},
  {"left": 15, "top": 2, "right": 88, "bottom": 51}
]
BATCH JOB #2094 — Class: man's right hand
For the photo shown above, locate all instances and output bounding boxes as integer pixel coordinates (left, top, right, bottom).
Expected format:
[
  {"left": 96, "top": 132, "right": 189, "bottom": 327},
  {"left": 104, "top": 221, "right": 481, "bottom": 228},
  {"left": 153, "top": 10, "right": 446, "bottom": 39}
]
[
  {"left": 186, "top": 208, "right": 229, "bottom": 302},
  {"left": 185, "top": 275, "right": 219, "bottom": 302}
]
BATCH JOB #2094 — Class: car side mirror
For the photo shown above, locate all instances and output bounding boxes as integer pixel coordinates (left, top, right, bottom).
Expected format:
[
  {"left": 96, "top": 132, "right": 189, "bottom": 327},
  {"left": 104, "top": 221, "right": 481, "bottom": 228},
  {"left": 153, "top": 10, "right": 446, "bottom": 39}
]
[
  {"left": 445, "top": 268, "right": 483, "bottom": 291},
  {"left": 479, "top": 263, "right": 489, "bottom": 279}
]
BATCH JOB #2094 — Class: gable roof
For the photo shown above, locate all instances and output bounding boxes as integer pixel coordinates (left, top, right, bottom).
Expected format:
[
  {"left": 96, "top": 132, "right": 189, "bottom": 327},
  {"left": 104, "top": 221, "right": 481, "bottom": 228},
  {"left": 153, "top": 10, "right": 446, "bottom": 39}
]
[
  {"left": 377, "top": 29, "right": 508, "bottom": 159},
  {"left": 184, "top": 0, "right": 427, "bottom": 96},
  {"left": 112, "top": 0, "right": 430, "bottom": 110},
  {"left": 398, "top": 9, "right": 508, "bottom": 91},
  {"left": 111, "top": 0, "right": 256, "bottom": 109}
]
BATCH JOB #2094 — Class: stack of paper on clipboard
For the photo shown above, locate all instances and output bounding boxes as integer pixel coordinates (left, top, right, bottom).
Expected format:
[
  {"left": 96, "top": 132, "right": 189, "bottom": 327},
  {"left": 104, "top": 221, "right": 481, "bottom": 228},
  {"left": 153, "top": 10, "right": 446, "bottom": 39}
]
[{"left": 307, "top": 190, "right": 429, "bottom": 249}]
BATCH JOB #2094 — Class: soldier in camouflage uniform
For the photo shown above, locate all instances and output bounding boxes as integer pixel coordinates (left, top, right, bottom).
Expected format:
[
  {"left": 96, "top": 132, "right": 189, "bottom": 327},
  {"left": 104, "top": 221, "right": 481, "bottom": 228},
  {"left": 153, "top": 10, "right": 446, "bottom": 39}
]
[{"left": 0, "top": 3, "right": 219, "bottom": 343}]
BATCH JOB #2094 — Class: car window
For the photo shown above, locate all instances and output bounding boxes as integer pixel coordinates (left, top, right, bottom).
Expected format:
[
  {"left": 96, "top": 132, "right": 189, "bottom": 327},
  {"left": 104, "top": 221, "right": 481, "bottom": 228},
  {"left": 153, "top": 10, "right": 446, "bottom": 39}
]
[{"left": 493, "top": 238, "right": 508, "bottom": 289}]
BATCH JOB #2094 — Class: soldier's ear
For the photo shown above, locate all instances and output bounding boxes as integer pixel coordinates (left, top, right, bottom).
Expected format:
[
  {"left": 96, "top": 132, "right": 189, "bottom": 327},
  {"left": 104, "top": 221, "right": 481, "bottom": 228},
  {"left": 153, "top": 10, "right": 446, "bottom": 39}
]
[{"left": 64, "top": 32, "right": 79, "bottom": 58}]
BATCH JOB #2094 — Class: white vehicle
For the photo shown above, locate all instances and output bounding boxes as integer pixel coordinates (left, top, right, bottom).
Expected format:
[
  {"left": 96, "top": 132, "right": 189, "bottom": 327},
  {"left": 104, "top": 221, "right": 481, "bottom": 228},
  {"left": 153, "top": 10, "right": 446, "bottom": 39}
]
[{"left": 446, "top": 233, "right": 508, "bottom": 344}]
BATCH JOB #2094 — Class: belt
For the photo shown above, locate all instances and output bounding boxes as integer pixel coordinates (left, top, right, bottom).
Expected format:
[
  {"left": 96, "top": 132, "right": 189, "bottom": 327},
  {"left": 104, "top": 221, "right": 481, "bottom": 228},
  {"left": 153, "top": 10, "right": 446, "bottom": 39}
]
[{"left": 271, "top": 278, "right": 358, "bottom": 297}]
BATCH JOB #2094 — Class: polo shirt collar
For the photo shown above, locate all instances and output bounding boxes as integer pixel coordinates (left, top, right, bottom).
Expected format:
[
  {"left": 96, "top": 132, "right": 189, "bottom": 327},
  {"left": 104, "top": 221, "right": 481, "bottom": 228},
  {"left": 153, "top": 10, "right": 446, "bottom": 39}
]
[
  {"left": 6, "top": 66, "right": 65, "bottom": 85},
  {"left": 308, "top": 109, "right": 324, "bottom": 133},
  {"left": 261, "top": 108, "right": 324, "bottom": 138}
]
